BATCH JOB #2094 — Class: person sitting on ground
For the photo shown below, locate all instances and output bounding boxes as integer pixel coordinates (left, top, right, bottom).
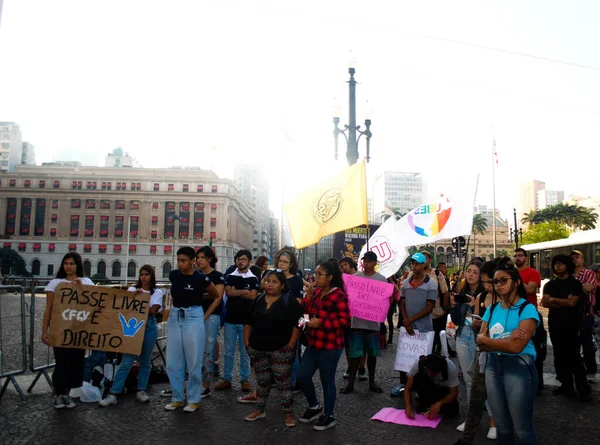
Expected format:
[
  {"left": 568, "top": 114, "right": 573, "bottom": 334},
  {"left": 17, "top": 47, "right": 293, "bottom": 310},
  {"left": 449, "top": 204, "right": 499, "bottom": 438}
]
[{"left": 404, "top": 354, "right": 459, "bottom": 420}]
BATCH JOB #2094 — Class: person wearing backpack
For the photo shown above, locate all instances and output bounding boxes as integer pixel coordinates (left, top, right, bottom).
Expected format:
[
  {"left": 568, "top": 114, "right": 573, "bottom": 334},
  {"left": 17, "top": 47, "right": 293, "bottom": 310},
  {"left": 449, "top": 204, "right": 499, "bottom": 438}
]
[
  {"left": 243, "top": 269, "right": 303, "bottom": 427},
  {"left": 541, "top": 254, "right": 591, "bottom": 401},
  {"left": 476, "top": 257, "right": 540, "bottom": 445}
]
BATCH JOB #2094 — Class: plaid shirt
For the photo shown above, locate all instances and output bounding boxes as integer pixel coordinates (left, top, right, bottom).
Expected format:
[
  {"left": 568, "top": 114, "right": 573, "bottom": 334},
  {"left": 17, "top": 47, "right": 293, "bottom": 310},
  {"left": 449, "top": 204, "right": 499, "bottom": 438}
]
[
  {"left": 576, "top": 268, "right": 597, "bottom": 315},
  {"left": 302, "top": 287, "right": 350, "bottom": 350}
]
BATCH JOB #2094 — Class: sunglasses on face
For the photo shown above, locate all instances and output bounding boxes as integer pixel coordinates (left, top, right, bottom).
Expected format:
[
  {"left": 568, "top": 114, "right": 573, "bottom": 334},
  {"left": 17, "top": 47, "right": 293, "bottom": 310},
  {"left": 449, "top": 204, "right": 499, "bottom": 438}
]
[{"left": 491, "top": 277, "right": 511, "bottom": 286}]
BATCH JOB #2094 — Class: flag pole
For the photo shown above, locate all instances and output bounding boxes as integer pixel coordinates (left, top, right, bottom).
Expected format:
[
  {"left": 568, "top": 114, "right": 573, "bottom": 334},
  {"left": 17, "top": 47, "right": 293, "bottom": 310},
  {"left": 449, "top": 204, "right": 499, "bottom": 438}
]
[{"left": 492, "top": 132, "right": 497, "bottom": 258}]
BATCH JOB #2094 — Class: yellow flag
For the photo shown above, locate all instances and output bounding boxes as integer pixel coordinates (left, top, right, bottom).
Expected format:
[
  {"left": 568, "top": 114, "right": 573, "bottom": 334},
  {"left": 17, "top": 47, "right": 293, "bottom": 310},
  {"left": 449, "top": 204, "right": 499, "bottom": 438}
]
[{"left": 285, "top": 161, "right": 368, "bottom": 249}]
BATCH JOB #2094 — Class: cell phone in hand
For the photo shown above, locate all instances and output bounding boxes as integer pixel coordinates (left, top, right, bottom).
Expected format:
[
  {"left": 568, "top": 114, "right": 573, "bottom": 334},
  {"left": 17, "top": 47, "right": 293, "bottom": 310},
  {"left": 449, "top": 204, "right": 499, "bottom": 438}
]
[{"left": 454, "top": 294, "right": 472, "bottom": 304}]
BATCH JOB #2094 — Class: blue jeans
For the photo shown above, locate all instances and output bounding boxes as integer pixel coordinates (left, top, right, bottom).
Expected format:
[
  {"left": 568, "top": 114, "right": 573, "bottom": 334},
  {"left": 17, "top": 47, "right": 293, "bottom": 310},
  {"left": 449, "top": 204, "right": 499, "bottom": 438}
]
[
  {"left": 112, "top": 316, "right": 158, "bottom": 394},
  {"left": 202, "top": 314, "right": 220, "bottom": 382},
  {"left": 456, "top": 326, "right": 476, "bottom": 400},
  {"left": 166, "top": 306, "right": 206, "bottom": 404},
  {"left": 297, "top": 347, "right": 342, "bottom": 417},
  {"left": 223, "top": 322, "right": 251, "bottom": 382},
  {"left": 486, "top": 354, "right": 538, "bottom": 445}
]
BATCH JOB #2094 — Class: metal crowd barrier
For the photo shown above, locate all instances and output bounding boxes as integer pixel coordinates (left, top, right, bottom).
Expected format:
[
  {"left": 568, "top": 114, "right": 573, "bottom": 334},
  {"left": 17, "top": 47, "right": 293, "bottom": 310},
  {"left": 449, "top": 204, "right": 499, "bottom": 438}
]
[
  {"left": 0, "top": 286, "right": 28, "bottom": 401},
  {"left": 27, "top": 286, "right": 56, "bottom": 394},
  {"left": 154, "top": 284, "right": 171, "bottom": 366}
]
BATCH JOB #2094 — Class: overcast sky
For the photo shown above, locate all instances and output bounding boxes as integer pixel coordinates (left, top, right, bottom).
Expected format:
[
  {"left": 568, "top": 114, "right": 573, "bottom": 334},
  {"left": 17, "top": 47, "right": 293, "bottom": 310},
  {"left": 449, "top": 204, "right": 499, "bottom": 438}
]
[{"left": 1, "top": 0, "right": 599, "bottom": 225}]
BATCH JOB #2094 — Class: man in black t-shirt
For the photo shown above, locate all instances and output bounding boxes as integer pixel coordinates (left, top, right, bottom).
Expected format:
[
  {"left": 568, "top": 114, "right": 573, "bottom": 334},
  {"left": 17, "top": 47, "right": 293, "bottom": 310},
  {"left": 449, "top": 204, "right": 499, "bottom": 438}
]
[
  {"left": 541, "top": 254, "right": 591, "bottom": 401},
  {"left": 215, "top": 249, "right": 259, "bottom": 392}
]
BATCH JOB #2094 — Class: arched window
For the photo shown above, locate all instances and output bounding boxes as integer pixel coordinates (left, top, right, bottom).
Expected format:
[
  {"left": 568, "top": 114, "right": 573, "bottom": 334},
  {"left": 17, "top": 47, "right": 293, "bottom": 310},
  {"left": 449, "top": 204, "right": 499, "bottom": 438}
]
[
  {"left": 83, "top": 260, "right": 92, "bottom": 277},
  {"left": 112, "top": 261, "right": 122, "bottom": 277},
  {"left": 162, "top": 262, "right": 172, "bottom": 278},
  {"left": 32, "top": 259, "right": 41, "bottom": 276},
  {"left": 127, "top": 261, "right": 137, "bottom": 278},
  {"left": 97, "top": 260, "right": 106, "bottom": 276}
]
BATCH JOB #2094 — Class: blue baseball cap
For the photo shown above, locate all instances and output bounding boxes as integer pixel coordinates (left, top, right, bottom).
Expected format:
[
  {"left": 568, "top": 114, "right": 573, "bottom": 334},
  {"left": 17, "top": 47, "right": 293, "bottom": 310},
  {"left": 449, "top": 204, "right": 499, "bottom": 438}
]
[{"left": 411, "top": 253, "right": 427, "bottom": 264}]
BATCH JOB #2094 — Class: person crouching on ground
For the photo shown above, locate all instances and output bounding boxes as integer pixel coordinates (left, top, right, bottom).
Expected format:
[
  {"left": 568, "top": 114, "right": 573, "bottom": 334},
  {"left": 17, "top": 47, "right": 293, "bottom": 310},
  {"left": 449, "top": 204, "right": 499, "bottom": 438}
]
[
  {"left": 243, "top": 269, "right": 303, "bottom": 427},
  {"left": 404, "top": 354, "right": 459, "bottom": 420},
  {"left": 100, "top": 265, "right": 162, "bottom": 406}
]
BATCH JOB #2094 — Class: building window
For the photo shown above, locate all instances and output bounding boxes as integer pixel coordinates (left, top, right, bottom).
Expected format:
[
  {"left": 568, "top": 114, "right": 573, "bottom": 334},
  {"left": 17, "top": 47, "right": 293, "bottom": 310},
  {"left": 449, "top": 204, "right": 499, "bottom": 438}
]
[
  {"left": 115, "top": 216, "right": 124, "bottom": 238},
  {"left": 39, "top": 180, "right": 45, "bottom": 188},
  {"left": 100, "top": 215, "right": 109, "bottom": 238},
  {"left": 211, "top": 185, "right": 218, "bottom": 193},
  {"left": 210, "top": 217, "right": 217, "bottom": 227},
  {"left": 9, "top": 179, "right": 16, "bottom": 188},
  {"left": 101, "top": 200, "right": 110, "bottom": 209},
  {"left": 18, "top": 243, "right": 26, "bottom": 252},
  {"left": 51, "top": 214, "right": 58, "bottom": 223},
  {"left": 211, "top": 203, "right": 217, "bottom": 211},
  {"left": 32, "top": 259, "right": 41, "bottom": 275},
  {"left": 194, "top": 231, "right": 203, "bottom": 239},
  {"left": 150, "top": 245, "right": 157, "bottom": 254},
  {"left": 50, "top": 228, "right": 56, "bottom": 237},
  {"left": 127, "top": 260, "right": 136, "bottom": 277},
  {"left": 151, "top": 216, "right": 158, "bottom": 225},
  {"left": 97, "top": 260, "right": 106, "bottom": 276},
  {"left": 113, "top": 245, "right": 122, "bottom": 253},
  {"left": 85, "top": 215, "right": 94, "bottom": 237},
  {"left": 24, "top": 179, "right": 31, "bottom": 188},
  {"left": 112, "top": 261, "right": 121, "bottom": 277},
  {"left": 183, "top": 184, "right": 189, "bottom": 192},
  {"left": 106, "top": 182, "right": 112, "bottom": 190},
  {"left": 47, "top": 264, "right": 54, "bottom": 276},
  {"left": 53, "top": 180, "right": 60, "bottom": 189},
  {"left": 151, "top": 230, "right": 157, "bottom": 239},
  {"left": 129, "top": 216, "right": 139, "bottom": 238},
  {"left": 84, "top": 244, "right": 92, "bottom": 253},
  {"left": 48, "top": 243, "right": 55, "bottom": 252},
  {"left": 116, "top": 200, "right": 125, "bottom": 210},
  {"left": 128, "top": 245, "right": 136, "bottom": 254},
  {"left": 71, "top": 199, "right": 81, "bottom": 209},
  {"left": 72, "top": 181, "right": 77, "bottom": 189},
  {"left": 197, "top": 184, "right": 203, "bottom": 192},
  {"left": 52, "top": 199, "right": 58, "bottom": 209},
  {"left": 168, "top": 184, "right": 174, "bottom": 191},
  {"left": 130, "top": 200, "right": 139, "bottom": 210},
  {"left": 152, "top": 202, "right": 159, "bottom": 210},
  {"left": 83, "top": 260, "right": 92, "bottom": 277},
  {"left": 70, "top": 215, "right": 79, "bottom": 237},
  {"left": 99, "top": 245, "right": 107, "bottom": 254},
  {"left": 164, "top": 246, "right": 172, "bottom": 255},
  {"left": 210, "top": 231, "right": 216, "bottom": 239},
  {"left": 162, "top": 262, "right": 172, "bottom": 278},
  {"left": 153, "top": 183, "right": 160, "bottom": 191},
  {"left": 86, "top": 199, "right": 96, "bottom": 209},
  {"left": 33, "top": 243, "right": 41, "bottom": 252},
  {"left": 116, "top": 182, "right": 123, "bottom": 191},
  {"left": 68, "top": 243, "right": 77, "bottom": 251}
]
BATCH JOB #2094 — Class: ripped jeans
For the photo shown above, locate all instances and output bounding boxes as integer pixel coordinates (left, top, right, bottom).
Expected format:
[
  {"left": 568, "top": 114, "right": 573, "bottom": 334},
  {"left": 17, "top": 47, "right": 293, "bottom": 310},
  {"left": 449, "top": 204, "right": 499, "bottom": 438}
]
[{"left": 202, "top": 314, "right": 220, "bottom": 383}]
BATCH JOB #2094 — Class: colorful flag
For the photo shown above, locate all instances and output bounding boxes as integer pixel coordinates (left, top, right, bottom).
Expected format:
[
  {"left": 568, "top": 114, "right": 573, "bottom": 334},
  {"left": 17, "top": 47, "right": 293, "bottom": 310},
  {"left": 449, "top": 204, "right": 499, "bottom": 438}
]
[
  {"left": 285, "top": 161, "right": 368, "bottom": 249},
  {"left": 358, "top": 216, "right": 409, "bottom": 278}
]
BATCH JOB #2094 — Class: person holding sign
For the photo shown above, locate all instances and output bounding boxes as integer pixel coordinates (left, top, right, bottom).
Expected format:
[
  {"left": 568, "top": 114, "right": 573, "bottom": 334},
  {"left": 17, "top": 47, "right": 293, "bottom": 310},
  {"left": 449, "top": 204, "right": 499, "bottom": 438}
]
[
  {"left": 476, "top": 257, "right": 540, "bottom": 444},
  {"left": 99, "top": 265, "right": 162, "bottom": 407},
  {"left": 404, "top": 354, "right": 459, "bottom": 420},
  {"left": 42, "top": 252, "right": 95, "bottom": 409},
  {"left": 164, "top": 247, "right": 219, "bottom": 413},
  {"left": 243, "top": 269, "right": 303, "bottom": 427},
  {"left": 341, "top": 251, "right": 390, "bottom": 394}
]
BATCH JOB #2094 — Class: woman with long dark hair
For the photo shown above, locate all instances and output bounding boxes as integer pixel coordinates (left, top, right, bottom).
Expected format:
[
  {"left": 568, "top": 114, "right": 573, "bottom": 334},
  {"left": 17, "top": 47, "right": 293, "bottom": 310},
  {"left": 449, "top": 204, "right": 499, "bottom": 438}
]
[
  {"left": 297, "top": 260, "right": 350, "bottom": 431},
  {"left": 274, "top": 249, "right": 305, "bottom": 300},
  {"left": 477, "top": 257, "right": 540, "bottom": 444},
  {"left": 42, "top": 252, "right": 94, "bottom": 409},
  {"left": 243, "top": 269, "right": 303, "bottom": 427},
  {"left": 100, "top": 265, "right": 163, "bottom": 406}
]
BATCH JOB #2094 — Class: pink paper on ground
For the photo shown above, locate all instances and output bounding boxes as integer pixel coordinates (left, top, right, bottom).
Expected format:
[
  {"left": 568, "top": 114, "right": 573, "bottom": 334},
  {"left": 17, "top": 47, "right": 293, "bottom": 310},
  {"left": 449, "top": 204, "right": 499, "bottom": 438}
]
[{"left": 370, "top": 407, "right": 442, "bottom": 428}]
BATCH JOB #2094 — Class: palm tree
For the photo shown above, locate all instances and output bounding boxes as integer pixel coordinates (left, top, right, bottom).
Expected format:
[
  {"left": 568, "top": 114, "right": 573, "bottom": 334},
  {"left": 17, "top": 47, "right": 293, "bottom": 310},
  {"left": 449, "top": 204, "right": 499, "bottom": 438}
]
[
  {"left": 471, "top": 213, "right": 488, "bottom": 257},
  {"left": 521, "top": 203, "right": 598, "bottom": 231}
]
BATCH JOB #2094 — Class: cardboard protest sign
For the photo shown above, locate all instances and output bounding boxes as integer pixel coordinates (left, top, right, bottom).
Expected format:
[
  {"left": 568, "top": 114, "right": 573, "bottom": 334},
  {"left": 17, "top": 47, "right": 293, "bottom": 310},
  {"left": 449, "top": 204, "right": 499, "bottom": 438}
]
[
  {"left": 48, "top": 283, "right": 150, "bottom": 355},
  {"left": 343, "top": 274, "right": 393, "bottom": 323},
  {"left": 394, "top": 328, "right": 435, "bottom": 372}
]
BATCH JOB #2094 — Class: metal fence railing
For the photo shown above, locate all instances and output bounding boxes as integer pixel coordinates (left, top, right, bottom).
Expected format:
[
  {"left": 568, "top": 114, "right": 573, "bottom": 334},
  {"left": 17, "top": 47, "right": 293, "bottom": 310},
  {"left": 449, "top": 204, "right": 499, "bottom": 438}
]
[
  {"left": 0, "top": 286, "right": 28, "bottom": 401},
  {"left": 27, "top": 286, "right": 56, "bottom": 394}
]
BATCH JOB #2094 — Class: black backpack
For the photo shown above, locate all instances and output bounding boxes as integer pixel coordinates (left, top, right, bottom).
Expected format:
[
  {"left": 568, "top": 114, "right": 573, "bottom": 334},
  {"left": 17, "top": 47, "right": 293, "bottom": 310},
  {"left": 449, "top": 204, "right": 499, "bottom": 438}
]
[{"left": 488, "top": 300, "right": 547, "bottom": 362}]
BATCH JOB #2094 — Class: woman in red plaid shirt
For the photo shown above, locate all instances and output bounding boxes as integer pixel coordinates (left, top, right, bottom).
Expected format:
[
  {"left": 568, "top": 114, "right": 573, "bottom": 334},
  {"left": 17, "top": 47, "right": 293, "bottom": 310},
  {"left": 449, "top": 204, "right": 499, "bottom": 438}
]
[{"left": 297, "top": 260, "right": 350, "bottom": 431}]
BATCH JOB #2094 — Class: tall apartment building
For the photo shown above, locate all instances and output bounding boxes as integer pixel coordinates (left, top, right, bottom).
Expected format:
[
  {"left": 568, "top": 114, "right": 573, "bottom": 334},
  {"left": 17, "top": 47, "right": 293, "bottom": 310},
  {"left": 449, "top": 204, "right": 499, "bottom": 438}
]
[
  {"left": 0, "top": 122, "right": 23, "bottom": 172},
  {"left": 21, "top": 142, "right": 36, "bottom": 165},
  {"left": 0, "top": 165, "right": 255, "bottom": 280},
  {"left": 373, "top": 172, "right": 425, "bottom": 222},
  {"left": 537, "top": 189, "right": 564, "bottom": 210},
  {"left": 234, "top": 165, "right": 271, "bottom": 258},
  {"left": 519, "top": 180, "right": 545, "bottom": 219}
]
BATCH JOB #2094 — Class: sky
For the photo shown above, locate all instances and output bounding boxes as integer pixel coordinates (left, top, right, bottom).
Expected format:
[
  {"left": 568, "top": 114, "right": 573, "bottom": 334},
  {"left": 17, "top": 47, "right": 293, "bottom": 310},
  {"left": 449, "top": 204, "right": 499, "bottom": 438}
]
[{"left": 1, "top": 0, "right": 599, "bottom": 227}]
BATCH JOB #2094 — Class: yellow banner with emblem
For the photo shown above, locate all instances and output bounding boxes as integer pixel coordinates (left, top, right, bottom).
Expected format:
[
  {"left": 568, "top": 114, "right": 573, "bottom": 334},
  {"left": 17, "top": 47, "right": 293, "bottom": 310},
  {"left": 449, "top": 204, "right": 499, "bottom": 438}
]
[{"left": 285, "top": 161, "right": 368, "bottom": 249}]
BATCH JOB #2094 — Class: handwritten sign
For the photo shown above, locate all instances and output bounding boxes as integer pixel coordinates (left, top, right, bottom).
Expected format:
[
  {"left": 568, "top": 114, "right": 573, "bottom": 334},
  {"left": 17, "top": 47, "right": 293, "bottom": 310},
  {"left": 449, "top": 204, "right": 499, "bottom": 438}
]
[
  {"left": 393, "top": 328, "right": 435, "bottom": 372},
  {"left": 343, "top": 274, "right": 393, "bottom": 323},
  {"left": 48, "top": 283, "right": 150, "bottom": 355}
]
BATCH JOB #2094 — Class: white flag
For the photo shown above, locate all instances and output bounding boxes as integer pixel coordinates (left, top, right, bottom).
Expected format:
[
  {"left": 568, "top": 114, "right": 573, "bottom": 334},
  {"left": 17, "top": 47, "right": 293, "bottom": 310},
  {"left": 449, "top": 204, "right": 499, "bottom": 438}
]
[
  {"left": 358, "top": 216, "right": 409, "bottom": 278},
  {"left": 393, "top": 176, "right": 479, "bottom": 247}
]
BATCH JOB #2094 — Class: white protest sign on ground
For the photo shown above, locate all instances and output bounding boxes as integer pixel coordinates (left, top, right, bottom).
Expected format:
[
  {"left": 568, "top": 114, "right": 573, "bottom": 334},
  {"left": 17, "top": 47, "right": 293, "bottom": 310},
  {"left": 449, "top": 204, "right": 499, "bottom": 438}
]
[
  {"left": 394, "top": 328, "right": 435, "bottom": 372},
  {"left": 342, "top": 274, "right": 394, "bottom": 323}
]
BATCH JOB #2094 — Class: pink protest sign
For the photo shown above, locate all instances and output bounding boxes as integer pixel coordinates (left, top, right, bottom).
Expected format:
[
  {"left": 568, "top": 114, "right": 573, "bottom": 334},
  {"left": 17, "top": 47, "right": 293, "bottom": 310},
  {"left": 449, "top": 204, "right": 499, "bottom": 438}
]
[
  {"left": 371, "top": 408, "right": 442, "bottom": 428},
  {"left": 342, "top": 274, "right": 393, "bottom": 323}
]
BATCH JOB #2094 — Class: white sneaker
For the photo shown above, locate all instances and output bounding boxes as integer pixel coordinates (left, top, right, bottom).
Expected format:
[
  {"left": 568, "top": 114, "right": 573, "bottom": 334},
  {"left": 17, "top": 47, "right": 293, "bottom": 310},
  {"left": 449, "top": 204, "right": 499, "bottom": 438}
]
[
  {"left": 99, "top": 394, "right": 118, "bottom": 407},
  {"left": 487, "top": 427, "right": 497, "bottom": 440},
  {"left": 183, "top": 403, "right": 200, "bottom": 413},
  {"left": 456, "top": 421, "right": 466, "bottom": 432},
  {"left": 136, "top": 391, "right": 150, "bottom": 403}
]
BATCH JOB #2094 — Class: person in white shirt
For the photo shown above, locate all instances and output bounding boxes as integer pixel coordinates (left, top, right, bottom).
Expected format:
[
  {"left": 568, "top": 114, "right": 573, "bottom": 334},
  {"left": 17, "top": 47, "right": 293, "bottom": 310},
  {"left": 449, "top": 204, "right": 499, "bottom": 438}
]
[
  {"left": 100, "top": 265, "right": 163, "bottom": 406},
  {"left": 42, "top": 252, "right": 95, "bottom": 409}
]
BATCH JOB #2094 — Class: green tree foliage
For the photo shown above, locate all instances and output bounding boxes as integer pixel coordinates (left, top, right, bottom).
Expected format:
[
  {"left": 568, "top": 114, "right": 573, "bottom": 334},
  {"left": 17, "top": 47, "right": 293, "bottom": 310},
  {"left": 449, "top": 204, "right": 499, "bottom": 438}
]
[
  {"left": 0, "top": 248, "right": 29, "bottom": 276},
  {"left": 521, "top": 221, "right": 570, "bottom": 244},
  {"left": 521, "top": 203, "right": 598, "bottom": 230}
]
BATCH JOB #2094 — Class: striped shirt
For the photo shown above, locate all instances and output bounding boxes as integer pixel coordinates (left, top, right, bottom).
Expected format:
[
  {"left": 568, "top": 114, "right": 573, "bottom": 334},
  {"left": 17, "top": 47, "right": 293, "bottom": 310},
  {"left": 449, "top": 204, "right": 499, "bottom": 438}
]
[{"left": 576, "top": 268, "right": 597, "bottom": 315}]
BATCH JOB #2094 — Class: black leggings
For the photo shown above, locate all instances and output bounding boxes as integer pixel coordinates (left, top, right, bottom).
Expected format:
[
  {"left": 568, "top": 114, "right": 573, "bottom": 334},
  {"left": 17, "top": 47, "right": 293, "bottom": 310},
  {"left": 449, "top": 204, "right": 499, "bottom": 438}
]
[
  {"left": 386, "top": 305, "right": 395, "bottom": 342},
  {"left": 52, "top": 347, "right": 85, "bottom": 395}
]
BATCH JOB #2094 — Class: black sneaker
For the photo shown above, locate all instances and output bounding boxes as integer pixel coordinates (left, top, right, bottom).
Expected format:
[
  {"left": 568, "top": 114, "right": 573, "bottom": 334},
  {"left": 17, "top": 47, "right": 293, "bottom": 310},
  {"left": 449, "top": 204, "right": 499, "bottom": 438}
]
[
  {"left": 313, "top": 415, "right": 338, "bottom": 431},
  {"left": 299, "top": 406, "right": 323, "bottom": 423},
  {"left": 160, "top": 388, "right": 173, "bottom": 397},
  {"left": 54, "top": 396, "right": 66, "bottom": 409},
  {"left": 201, "top": 387, "right": 211, "bottom": 399},
  {"left": 62, "top": 395, "right": 76, "bottom": 409}
]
